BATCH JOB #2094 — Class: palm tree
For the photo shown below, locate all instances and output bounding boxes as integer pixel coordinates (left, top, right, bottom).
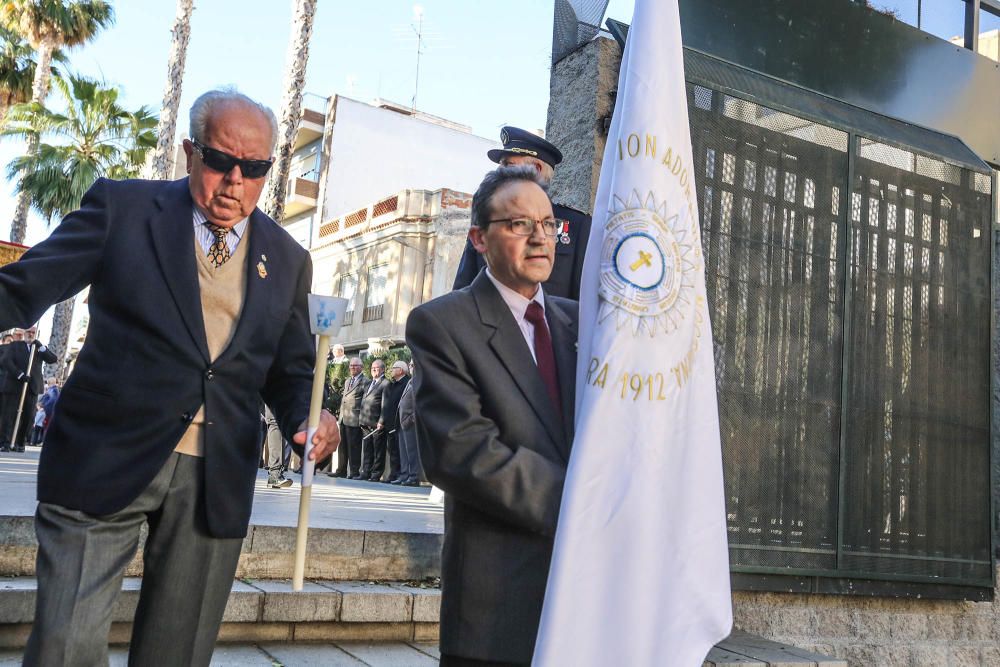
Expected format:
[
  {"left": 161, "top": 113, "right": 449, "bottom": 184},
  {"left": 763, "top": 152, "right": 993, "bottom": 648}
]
[
  {"left": 263, "top": 0, "right": 318, "bottom": 223},
  {"left": 0, "top": 26, "right": 36, "bottom": 127},
  {"left": 3, "top": 74, "right": 156, "bottom": 379},
  {"left": 1, "top": 0, "right": 114, "bottom": 243},
  {"left": 145, "top": 0, "right": 194, "bottom": 180},
  {"left": 0, "top": 26, "right": 65, "bottom": 128}
]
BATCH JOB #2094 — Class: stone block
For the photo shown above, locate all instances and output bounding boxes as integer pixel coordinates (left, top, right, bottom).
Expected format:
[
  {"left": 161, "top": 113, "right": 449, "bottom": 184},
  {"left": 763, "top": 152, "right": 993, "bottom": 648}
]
[
  {"left": 0, "top": 518, "right": 37, "bottom": 547},
  {"left": 222, "top": 580, "right": 264, "bottom": 622},
  {"left": 814, "top": 608, "right": 853, "bottom": 639},
  {"left": 240, "top": 526, "right": 366, "bottom": 580},
  {"left": 329, "top": 582, "right": 412, "bottom": 623},
  {"left": 412, "top": 622, "right": 440, "bottom": 643},
  {"left": 203, "top": 644, "right": 277, "bottom": 665},
  {"left": 852, "top": 611, "right": 892, "bottom": 641},
  {"left": 396, "top": 585, "right": 439, "bottom": 623},
  {"left": 253, "top": 580, "right": 341, "bottom": 622},
  {"left": 294, "top": 621, "right": 413, "bottom": 642},
  {"left": 249, "top": 526, "right": 364, "bottom": 557},
  {"left": 948, "top": 646, "right": 983, "bottom": 667},
  {"left": 981, "top": 646, "right": 1000, "bottom": 665},
  {"left": 909, "top": 645, "right": 949, "bottom": 666},
  {"left": 889, "top": 613, "right": 929, "bottom": 640},
  {"left": 769, "top": 608, "right": 817, "bottom": 637},
  {"left": 0, "top": 578, "right": 37, "bottom": 623},
  {"left": 216, "top": 621, "right": 292, "bottom": 643},
  {"left": 925, "top": 613, "right": 956, "bottom": 640},
  {"left": 956, "top": 614, "right": 993, "bottom": 640},
  {"left": 358, "top": 531, "right": 442, "bottom": 580}
]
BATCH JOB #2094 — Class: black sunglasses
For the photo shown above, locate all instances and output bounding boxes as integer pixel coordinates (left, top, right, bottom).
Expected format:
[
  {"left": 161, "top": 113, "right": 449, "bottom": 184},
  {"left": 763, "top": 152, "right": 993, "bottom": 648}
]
[{"left": 190, "top": 139, "right": 273, "bottom": 179}]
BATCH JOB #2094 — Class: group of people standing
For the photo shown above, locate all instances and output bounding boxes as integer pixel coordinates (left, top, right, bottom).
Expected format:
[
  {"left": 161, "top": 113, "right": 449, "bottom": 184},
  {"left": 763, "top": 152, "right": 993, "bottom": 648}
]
[
  {"left": 261, "top": 354, "right": 424, "bottom": 489},
  {"left": 0, "top": 326, "right": 58, "bottom": 452},
  {"left": 328, "top": 356, "right": 422, "bottom": 486}
]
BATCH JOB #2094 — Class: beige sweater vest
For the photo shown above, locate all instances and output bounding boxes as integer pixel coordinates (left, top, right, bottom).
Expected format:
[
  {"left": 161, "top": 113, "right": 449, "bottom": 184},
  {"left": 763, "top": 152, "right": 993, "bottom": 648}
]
[{"left": 174, "top": 227, "right": 251, "bottom": 457}]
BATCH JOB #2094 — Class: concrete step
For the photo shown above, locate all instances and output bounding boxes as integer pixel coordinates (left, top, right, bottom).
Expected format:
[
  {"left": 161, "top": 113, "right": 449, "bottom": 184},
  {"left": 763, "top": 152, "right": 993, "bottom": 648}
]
[
  {"left": 0, "top": 577, "right": 441, "bottom": 649},
  {"left": 0, "top": 639, "right": 843, "bottom": 666},
  {"left": 0, "top": 517, "right": 443, "bottom": 581},
  {"left": 0, "top": 641, "right": 443, "bottom": 666}
]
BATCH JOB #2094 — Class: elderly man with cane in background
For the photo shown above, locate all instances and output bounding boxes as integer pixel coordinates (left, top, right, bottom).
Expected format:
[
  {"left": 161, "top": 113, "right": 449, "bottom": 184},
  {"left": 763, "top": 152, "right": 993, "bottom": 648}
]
[
  {"left": 0, "top": 326, "right": 56, "bottom": 453},
  {"left": 0, "top": 88, "right": 338, "bottom": 666}
]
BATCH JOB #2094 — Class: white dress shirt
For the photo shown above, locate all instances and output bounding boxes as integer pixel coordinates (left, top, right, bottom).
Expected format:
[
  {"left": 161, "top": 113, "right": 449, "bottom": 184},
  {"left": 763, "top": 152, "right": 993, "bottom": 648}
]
[{"left": 484, "top": 268, "right": 545, "bottom": 364}]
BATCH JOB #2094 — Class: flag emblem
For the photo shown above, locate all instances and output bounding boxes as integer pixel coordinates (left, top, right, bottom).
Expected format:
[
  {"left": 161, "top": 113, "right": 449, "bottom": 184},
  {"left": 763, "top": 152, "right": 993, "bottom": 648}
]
[{"left": 598, "top": 190, "right": 698, "bottom": 337}]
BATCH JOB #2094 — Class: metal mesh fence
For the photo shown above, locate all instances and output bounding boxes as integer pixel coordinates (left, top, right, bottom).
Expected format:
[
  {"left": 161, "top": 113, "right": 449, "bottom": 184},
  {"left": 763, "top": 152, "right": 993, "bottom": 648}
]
[
  {"left": 552, "top": 0, "right": 611, "bottom": 64},
  {"left": 687, "top": 83, "right": 994, "bottom": 585},
  {"left": 842, "top": 141, "right": 993, "bottom": 582}
]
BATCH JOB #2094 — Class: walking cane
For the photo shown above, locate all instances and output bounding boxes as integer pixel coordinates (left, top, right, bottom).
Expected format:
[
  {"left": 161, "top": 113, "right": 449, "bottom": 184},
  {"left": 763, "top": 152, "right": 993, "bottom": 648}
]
[
  {"left": 9, "top": 338, "right": 40, "bottom": 452},
  {"left": 292, "top": 295, "right": 348, "bottom": 591}
]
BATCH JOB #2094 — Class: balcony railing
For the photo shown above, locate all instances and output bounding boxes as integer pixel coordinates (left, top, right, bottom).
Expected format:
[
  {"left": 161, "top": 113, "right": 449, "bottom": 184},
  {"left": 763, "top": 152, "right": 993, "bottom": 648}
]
[
  {"left": 341, "top": 310, "right": 354, "bottom": 326},
  {"left": 362, "top": 304, "right": 384, "bottom": 322}
]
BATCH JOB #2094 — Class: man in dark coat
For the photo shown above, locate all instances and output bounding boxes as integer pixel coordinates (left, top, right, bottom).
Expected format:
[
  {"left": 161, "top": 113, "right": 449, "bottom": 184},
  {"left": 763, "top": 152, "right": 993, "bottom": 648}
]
[
  {"left": 452, "top": 125, "right": 591, "bottom": 300},
  {"left": 358, "top": 358, "right": 388, "bottom": 480},
  {"left": 0, "top": 326, "right": 56, "bottom": 451},
  {"left": 378, "top": 360, "right": 411, "bottom": 483},
  {"left": 407, "top": 166, "right": 578, "bottom": 665},
  {"left": 0, "top": 89, "right": 339, "bottom": 666}
]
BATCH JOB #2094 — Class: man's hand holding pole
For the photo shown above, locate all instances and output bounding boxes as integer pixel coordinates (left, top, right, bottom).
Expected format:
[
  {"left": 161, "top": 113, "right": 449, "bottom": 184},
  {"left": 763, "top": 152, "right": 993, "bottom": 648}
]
[{"left": 292, "top": 294, "right": 349, "bottom": 591}]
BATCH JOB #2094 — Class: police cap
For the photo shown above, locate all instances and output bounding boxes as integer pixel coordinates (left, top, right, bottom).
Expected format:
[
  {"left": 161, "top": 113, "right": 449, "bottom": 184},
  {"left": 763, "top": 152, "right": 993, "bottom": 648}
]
[{"left": 487, "top": 126, "right": 563, "bottom": 168}]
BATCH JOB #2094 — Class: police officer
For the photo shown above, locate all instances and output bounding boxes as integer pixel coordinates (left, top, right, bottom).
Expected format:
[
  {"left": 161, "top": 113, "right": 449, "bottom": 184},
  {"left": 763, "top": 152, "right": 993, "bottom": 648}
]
[{"left": 452, "top": 126, "right": 591, "bottom": 300}]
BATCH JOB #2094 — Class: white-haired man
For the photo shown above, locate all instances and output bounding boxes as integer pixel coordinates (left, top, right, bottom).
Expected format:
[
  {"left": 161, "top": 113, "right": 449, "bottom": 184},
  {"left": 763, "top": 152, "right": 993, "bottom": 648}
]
[{"left": 0, "top": 89, "right": 339, "bottom": 665}]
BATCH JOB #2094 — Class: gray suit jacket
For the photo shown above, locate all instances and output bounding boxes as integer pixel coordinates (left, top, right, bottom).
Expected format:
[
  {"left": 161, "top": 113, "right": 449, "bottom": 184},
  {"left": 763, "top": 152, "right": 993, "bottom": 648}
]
[
  {"left": 406, "top": 271, "right": 577, "bottom": 664},
  {"left": 359, "top": 375, "right": 387, "bottom": 428},
  {"left": 338, "top": 373, "right": 368, "bottom": 428}
]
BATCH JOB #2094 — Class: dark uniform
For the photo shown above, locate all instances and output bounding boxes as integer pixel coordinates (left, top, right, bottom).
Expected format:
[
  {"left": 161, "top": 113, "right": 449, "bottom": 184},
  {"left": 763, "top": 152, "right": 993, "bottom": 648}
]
[{"left": 452, "top": 126, "right": 592, "bottom": 300}]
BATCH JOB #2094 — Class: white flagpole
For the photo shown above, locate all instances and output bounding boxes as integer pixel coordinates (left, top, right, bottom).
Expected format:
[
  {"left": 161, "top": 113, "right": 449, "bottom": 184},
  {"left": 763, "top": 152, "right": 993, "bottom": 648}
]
[{"left": 291, "top": 294, "right": 348, "bottom": 592}]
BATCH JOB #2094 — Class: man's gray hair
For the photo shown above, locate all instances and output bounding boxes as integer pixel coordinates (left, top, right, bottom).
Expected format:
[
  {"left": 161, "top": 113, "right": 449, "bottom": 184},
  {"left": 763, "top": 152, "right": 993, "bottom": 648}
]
[
  {"left": 471, "top": 165, "right": 549, "bottom": 230},
  {"left": 189, "top": 88, "right": 278, "bottom": 151}
]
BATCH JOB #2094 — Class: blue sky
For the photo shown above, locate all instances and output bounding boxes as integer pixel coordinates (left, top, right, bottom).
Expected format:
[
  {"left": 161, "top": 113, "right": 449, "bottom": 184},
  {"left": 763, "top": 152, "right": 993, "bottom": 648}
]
[{"left": 2, "top": 0, "right": 997, "bottom": 246}]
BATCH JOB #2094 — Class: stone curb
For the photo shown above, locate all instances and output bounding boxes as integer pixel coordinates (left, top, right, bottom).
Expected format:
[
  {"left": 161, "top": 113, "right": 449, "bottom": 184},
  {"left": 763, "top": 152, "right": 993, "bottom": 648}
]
[
  {"left": 0, "top": 518, "right": 443, "bottom": 580},
  {"left": 0, "top": 577, "right": 441, "bottom": 625}
]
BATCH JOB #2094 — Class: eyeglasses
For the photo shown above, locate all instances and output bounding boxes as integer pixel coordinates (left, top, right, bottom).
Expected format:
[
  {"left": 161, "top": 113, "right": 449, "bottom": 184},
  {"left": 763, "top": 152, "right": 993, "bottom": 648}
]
[
  {"left": 190, "top": 139, "right": 274, "bottom": 179},
  {"left": 487, "top": 218, "right": 564, "bottom": 237}
]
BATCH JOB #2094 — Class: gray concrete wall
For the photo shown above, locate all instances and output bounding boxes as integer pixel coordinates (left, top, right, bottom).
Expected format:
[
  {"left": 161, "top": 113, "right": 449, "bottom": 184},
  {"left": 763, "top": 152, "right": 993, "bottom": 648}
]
[{"left": 545, "top": 36, "right": 621, "bottom": 215}]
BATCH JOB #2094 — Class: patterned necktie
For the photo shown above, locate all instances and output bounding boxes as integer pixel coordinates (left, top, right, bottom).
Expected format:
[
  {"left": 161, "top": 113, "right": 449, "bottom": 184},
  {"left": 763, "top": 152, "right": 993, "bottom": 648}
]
[
  {"left": 524, "top": 301, "right": 562, "bottom": 416},
  {"left": 205, "top": 222, "right": 231, "bottom": 267}
]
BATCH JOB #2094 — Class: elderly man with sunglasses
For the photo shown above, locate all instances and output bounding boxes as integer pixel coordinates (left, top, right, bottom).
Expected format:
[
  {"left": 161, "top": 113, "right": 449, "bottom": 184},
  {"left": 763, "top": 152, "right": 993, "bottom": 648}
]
[{"left": 0, "top": 88, "right": 339, "bottom": 666}]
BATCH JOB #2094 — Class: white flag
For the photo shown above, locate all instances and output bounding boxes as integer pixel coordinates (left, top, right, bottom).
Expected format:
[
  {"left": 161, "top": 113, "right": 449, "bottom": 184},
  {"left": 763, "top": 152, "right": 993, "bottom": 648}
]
[{"left": 533, "top": 1, "right": 732, "bottom": 665}]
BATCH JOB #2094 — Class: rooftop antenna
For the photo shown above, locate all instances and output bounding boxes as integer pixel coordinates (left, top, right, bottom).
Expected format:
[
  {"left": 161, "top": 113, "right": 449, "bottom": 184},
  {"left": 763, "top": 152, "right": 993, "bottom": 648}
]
[{"left": 411, "top": 5, "right": 425, "bottom": 111}]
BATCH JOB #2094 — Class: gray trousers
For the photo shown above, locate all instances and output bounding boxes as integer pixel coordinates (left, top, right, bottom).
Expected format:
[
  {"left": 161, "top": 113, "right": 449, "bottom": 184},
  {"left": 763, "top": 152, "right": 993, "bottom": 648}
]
[
  {"left": 264, "top": 410, "right": 286, "bottom": 475},
  {"left": 398, "top": 426, "right": 422, "bottom": 483},
  {"left": 24, "top": 453, "right": 243, "bottom": 667}
]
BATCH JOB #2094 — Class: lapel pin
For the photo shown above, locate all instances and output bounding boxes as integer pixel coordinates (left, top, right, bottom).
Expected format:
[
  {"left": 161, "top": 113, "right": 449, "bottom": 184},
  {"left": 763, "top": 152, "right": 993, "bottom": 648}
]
[
  {"left": 257, "top": 261, "right": 268, "bottom": 279},
  {"left": 559, "top": 221, "right": 571, "bottom": 245}
]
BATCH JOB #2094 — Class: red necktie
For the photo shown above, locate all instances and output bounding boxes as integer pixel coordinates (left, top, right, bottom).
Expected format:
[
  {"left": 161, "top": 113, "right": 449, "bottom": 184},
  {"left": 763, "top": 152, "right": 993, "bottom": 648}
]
[{"left": 524, "top": 301, "right": 562, "bottom": 416}]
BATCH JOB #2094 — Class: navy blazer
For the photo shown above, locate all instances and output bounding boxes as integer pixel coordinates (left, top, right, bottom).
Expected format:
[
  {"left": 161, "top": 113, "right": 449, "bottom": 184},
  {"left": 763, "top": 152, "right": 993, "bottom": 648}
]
[{"left": 0, "top": 177, "right": 314, "bottom": 538}]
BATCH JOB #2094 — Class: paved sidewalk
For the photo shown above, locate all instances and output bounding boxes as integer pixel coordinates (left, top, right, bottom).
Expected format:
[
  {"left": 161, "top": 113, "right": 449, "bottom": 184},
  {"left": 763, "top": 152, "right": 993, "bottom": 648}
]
[
  {"left": 0, "top": 641, "right": 442, "bottom": 666},
  {"left": 0, "top": 448, "right": 443, "bottom": 534}
]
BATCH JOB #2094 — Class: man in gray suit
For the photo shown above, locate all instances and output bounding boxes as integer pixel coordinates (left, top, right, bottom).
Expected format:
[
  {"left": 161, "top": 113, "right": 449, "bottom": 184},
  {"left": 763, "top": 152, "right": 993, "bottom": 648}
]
[
  {"left": 330, "top": 357, "right": 368, "bottom": 479},
  {"left": 406, "top": 166, "right": 577, "bottom": 666}
]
